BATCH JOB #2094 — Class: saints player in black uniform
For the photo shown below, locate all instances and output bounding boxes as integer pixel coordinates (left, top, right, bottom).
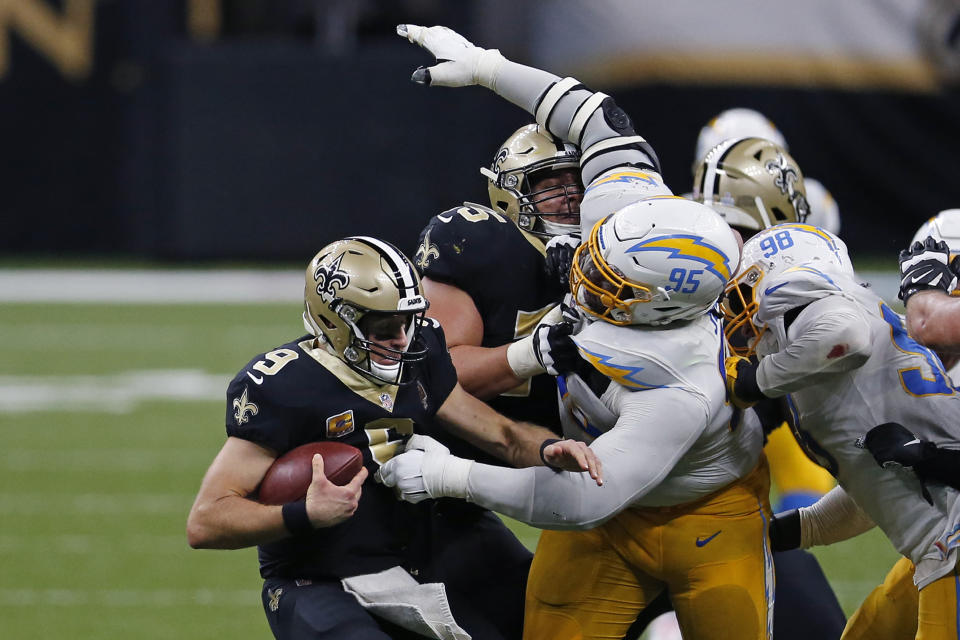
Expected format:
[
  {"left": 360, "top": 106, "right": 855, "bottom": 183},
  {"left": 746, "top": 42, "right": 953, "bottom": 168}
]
[
  {"left": 414, "top": 123, "right": 582, "bottom": 436},
  {"left": 186, "top": 236, "right": 600, "bottom": 640}
]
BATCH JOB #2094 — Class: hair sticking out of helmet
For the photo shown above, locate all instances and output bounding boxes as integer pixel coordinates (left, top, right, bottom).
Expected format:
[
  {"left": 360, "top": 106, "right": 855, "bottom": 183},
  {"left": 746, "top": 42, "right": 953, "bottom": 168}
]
[
  {"left": 302, "top": 236, "right": 430, "bottom": 385},
  {"left": 480, "top": 124, "right": 583, "bottom": 238},
  {"left": 692, "top": 137, "right": 809, "bottom": 240},
  {"left": 569, "top": 197, "right": 740, "bottom": 327}
]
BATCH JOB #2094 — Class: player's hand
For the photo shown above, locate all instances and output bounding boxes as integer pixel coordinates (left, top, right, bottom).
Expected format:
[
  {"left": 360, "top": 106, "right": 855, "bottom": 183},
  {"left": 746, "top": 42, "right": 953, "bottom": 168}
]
[
  {"left": 724, "top": 355, "right": 764, "bottom": 409},
  {"left": 376, "top": 435, "right": 472, "bottom": 503},
  {"left": 768, "top": 508, "right": 801, "bottom": 552},
  {"left": 860, "top": 422, "right": 937, "bottom": 470},
  {"left": 305, "top": 454, "right": 367, "bottom": 528},
  {"left": 544, "top": 234, "right": 580, "bottom": 292},
  {"left": 541, "top": 439, "right": 603, "bottom": 486},
  {"left": 898, "top": 236, "right": 958, "bottom": 303},
  {"left": 396, "top": 24, "right": 505, "bottom": 88},
  {"left": 533, "top": 321, "right": 581, "bottom": 376}
]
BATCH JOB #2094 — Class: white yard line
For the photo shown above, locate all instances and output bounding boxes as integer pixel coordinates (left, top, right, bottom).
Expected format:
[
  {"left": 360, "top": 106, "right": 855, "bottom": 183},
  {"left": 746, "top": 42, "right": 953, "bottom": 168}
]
[
  {"left": 0, "top": 370, "right": 227, "bottom": 413},
  {"left": 0, "top": 269, "right": 302, "bottom": 303},
  {"left": 0, "top": 588, "right": 257, "bottom": 607},
  {"left": 0, "top": 268, "right": 901, "bottom": 304}
]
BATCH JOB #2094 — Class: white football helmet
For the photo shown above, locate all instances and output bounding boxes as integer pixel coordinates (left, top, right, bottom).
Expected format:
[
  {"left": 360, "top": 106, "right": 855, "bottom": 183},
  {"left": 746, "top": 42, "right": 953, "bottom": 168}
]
[
  {"left": 303, "top": 236, "right": 429, "bottom": 384},
  {"left": 722, "top": 224, "right": 854, "bottom": 356},
  {"left": 693, "top": 107, "right": 788, "bottom": 169},
  {"left": 570, "top": 196, "right": 741, "bottom": 326},
  {"left": 804, "top": 178, "right": 841, "bottom": 236},
  {"left": 911, "top": 208, "right": 960, "bottom": 257}
]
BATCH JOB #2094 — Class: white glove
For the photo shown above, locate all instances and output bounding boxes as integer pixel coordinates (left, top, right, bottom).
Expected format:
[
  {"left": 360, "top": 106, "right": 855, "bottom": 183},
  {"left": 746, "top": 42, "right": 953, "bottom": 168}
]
[
  {"left": 376, "top": 434, "right": 473, "bottom": 503},
  {"left": 396, "top": 24, "right": 505, "bottom": 88},
  {"left": 505, "top": 303, "right": 564, "bottom": 379}
]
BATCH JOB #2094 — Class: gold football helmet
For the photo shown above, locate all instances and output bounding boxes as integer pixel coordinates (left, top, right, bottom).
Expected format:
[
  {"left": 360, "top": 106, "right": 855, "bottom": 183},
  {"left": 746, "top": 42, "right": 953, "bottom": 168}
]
[
  {"left": 692, "top": 137, "right": 809, "bottom": 238},
  {"left": 302, "top": 236, "right": 429, "bottom": 384},
  {"left": 480, "top": 124, "right": 583, "bottom": 238}
]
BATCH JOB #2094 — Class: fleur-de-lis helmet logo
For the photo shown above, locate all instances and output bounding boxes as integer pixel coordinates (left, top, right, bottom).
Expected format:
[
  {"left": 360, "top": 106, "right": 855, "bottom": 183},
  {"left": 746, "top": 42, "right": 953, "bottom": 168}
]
[
  {"left": 765, "top": 153, "right": 810, "bottom": 222},
  {"left": 314, "top": 252, "right": 351, "bottom": 302}
]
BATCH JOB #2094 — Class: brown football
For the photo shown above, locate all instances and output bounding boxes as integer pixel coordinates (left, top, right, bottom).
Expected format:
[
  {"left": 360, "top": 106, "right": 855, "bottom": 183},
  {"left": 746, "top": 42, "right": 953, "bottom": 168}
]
[{"left": 258, "top": 441, "right": 364, "bottom": 505}]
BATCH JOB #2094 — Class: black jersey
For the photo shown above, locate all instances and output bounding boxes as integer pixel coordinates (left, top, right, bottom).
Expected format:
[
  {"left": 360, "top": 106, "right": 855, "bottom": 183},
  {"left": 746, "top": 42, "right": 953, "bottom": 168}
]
[
  {"left": 415, "top": 203, "right": 564, "bottom": 434},
  {"left": 224, "top": 320, "right": 458, "bottom": 580}
]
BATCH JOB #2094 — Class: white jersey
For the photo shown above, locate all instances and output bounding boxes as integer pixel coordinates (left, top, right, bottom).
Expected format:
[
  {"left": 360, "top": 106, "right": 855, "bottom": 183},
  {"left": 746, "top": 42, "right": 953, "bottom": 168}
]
[
  {"left": 754, "top": 269, "right": 960, "bottom": 588},
  {"left": 561, "top": 313, "right": 764, "bottom": 507},
  {"left": 460, "top": 311, "right": 764, "bottom": 529}
]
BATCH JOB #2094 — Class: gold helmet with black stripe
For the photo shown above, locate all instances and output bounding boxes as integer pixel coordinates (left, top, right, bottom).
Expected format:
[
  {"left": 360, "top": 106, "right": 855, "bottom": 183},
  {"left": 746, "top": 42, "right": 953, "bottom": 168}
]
[
  {"left": 480, "top": 124, "right": 583, "bottom": 238},
  {"left": 303, "top": 236, "right": 429, "bottom": 384},
  {"left": 692, "top": 137, "right": 809, "bottom": 239}
]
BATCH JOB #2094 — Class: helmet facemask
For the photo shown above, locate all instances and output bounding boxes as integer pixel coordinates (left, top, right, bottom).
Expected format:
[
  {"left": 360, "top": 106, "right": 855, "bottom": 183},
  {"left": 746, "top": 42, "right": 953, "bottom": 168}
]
[
  {"left": 303, "top": 237, "right": 430, "bottom": 386},
  {"left": 482, "top": 124, "right": 583, "bottom": 238},
  {"left": 720, "top": 265, "right": 767, "bottom": 357},
  {"left": 569, "top": 216, "right": 659, "bottom": 326}
]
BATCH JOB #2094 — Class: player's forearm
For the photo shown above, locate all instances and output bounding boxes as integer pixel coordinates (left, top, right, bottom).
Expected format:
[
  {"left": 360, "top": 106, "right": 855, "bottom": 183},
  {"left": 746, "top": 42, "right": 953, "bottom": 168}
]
[
  {"left": 464, "top": 462, "right": 622, "bottom": 530},
  {"left": 187, "top": 495, "right": 289, "bottom": 549},
  {"left": 448, "top": 344, "right": 526, "bottom": 400},
  {"left": 798, "top": 485, "right": 876, "bottom": 548}
]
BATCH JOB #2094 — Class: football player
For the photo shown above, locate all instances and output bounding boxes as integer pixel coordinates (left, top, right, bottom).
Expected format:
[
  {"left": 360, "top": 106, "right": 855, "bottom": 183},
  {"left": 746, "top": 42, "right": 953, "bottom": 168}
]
[
  {"left": 415, "top": 123, "right": 680, "bottom": 638},
  {"left": 383, "top": 197, "right": 779, "bottom": 640},
  {"left": 691, "top": 133, "right": 846, "bottom": 636},
  {"left": 693, "top": 107, "right": 841, "bottom": 236},
  {"left": 186, "top": 236, "right": 600, "bottom": 640},
  {"left": 818, "top": 208, "right": 960, "bottom": 640},
  {"left": 393, "top": 23, "right": 845, "bottom": 640},
  {"left": 414, "top": 123, "right": 582, "bottom": 435},
  {"left": 900, "top": 208, "right": 960, "bottom": 376},
  {"left": 724, "top": 223, "right": 960, "bottom": 639}
]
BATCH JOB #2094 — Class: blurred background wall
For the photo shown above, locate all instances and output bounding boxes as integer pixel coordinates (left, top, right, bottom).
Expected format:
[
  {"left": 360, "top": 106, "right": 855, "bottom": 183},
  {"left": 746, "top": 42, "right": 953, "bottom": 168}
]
[{"left": 2, "top": 0, "right": 959, "bottom": 261}]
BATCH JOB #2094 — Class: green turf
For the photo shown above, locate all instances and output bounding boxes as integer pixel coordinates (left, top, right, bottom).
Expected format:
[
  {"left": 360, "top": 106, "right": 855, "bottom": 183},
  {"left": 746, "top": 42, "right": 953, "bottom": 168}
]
[{"left": 0, "top": 302, "right": 902, "bottom": 638}]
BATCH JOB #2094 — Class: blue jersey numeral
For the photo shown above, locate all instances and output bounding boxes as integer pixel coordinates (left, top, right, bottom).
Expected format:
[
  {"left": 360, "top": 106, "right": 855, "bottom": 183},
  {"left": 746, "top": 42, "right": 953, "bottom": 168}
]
[{"left": 880, "top": 303, "right": 955, "bottom": 397}]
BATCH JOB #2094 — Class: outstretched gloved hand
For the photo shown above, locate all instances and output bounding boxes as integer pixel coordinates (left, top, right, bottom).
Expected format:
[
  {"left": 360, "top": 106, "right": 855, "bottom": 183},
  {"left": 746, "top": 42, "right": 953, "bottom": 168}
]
[{"left": 396, "top": 24, "right": 505, "bottom": 88}]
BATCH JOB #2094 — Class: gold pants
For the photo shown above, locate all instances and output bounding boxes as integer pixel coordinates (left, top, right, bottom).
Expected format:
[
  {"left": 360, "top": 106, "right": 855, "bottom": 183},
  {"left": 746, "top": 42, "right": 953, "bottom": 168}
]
[
  {"left": 843, "top": 554, "right": 960, "bottom": 640},
  {"left": 523, "top": 458, "right": 774, "bottom": 640}
]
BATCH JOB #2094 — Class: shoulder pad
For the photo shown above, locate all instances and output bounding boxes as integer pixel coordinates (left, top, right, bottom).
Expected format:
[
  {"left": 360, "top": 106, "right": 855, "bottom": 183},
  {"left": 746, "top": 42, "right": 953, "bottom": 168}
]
[
  {"left": 757, "top": 266, "right": 854, "bottom": 324},
  {"left": 572, "top": 319, "right": 714, "bottom": 391},
  {"left": 415, "top": 203, "right": 528, "bottom": 283}
]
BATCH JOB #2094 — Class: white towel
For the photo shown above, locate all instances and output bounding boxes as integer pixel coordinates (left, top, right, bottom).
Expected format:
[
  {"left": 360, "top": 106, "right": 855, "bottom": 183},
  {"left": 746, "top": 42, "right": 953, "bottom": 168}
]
[{"left": 342, "top": 566, "right": 471, "bottom": 640}]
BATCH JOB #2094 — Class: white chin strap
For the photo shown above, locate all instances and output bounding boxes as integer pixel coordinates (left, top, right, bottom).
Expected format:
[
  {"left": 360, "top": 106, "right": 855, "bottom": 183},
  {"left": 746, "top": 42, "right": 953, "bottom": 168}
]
[
  {"left": 369, "top": 359, "right": 401, "bottom": 384},
  {"left": 541, "top": 219, "right": 581, "bottom": 237}
]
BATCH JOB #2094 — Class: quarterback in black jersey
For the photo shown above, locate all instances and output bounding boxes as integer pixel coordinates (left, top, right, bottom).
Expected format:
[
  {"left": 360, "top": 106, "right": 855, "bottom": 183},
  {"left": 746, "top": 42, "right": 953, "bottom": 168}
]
[{"left": 187, "top": 236, "right": 600, "bottom": 640}]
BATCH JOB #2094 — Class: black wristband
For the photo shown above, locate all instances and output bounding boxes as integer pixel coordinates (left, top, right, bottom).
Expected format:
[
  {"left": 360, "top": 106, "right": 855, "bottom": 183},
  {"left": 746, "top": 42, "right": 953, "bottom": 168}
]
[
  {"left": 281, "top": 500, "right": 314, "bottom": 536},
  {"left": 539, "top": 438, "right": 563, "bottom": 471},
  {"left": 735, "top": 361, "right": 766, "bottom": 405},
  {"left": 769, "top": 509, "right": 802, "bottom": 552}
]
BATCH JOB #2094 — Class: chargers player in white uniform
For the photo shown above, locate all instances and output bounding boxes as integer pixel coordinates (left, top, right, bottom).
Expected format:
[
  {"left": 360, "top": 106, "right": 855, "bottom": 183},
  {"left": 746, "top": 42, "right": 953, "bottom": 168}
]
[
  {"left": 382, "top": 198, "right": 774, "bottom": 640},
  {"left": 380, "top": 25, "right": 782, "bottom": 639},
  {"left": 723, "top": 223, "right": 960, "bottom": 639}
]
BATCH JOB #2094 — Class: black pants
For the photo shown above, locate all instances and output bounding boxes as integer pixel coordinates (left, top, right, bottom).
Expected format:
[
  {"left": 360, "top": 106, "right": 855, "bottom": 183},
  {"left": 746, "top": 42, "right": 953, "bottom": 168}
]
[{"left": 261, "top": 505, "right": 532, "bottom": 640}]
